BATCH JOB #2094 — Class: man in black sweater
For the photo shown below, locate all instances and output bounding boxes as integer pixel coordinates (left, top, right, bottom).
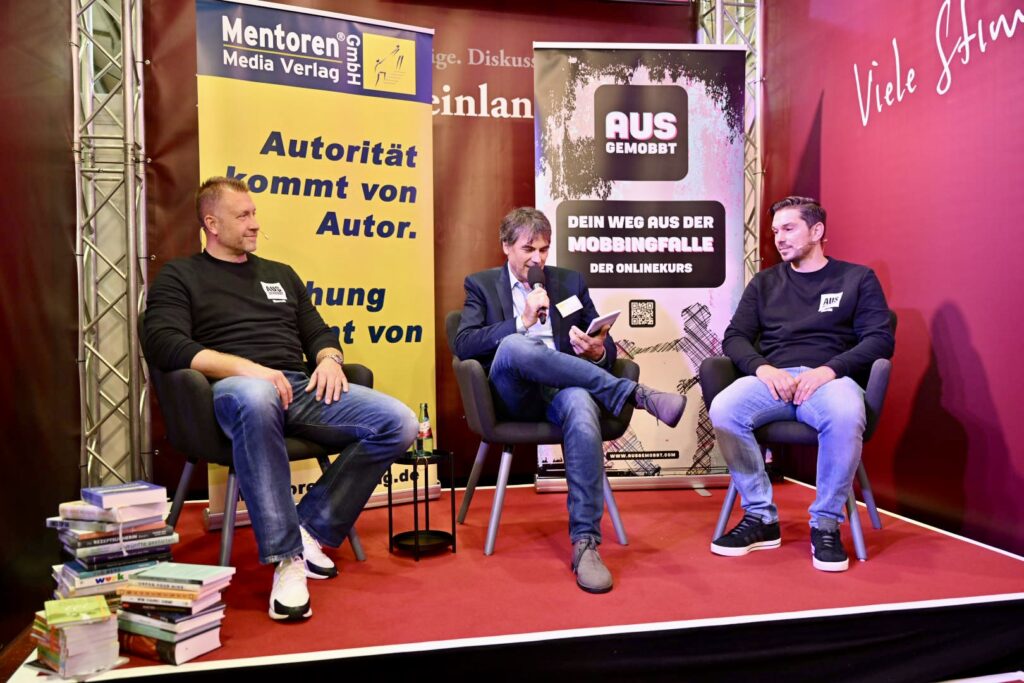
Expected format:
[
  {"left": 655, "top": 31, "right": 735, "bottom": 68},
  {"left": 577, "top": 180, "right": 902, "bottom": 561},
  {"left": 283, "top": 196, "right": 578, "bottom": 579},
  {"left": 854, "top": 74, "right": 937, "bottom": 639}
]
[
  {"left": 708, "top": 196, "right": 894, "bottom": 572},
  {"left": 143, "top": 177, "right": 416, "bottom": 620}
]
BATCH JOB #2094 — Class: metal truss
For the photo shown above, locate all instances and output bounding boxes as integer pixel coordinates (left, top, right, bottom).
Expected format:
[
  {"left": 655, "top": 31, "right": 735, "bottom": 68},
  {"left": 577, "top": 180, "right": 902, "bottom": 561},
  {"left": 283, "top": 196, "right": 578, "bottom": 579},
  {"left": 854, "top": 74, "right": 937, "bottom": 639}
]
[
  {"left": 71, "top": 0, "right": 150, "bottom": 486},
  {"left": 697, "top": 0, "right": 764, "bottom": 282}
]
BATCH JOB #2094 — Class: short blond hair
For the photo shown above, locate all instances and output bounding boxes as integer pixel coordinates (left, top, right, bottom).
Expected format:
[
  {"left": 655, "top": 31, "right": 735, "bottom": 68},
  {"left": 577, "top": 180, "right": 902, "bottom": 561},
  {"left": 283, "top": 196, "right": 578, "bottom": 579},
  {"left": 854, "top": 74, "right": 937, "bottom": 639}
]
[{"left": 196, "top": 176, "right": 249, "bottom": 228}]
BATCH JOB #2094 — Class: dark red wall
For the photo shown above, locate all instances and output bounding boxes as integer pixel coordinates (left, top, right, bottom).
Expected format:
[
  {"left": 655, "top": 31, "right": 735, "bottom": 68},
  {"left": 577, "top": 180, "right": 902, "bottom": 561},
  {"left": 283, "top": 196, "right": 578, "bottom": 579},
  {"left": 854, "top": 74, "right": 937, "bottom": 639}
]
[
  {"left": 763, "top": 1, "right": 1024, "bottom": 553},
  {"left": 0, "top": 4, "right": 79, "bottom": 650}
]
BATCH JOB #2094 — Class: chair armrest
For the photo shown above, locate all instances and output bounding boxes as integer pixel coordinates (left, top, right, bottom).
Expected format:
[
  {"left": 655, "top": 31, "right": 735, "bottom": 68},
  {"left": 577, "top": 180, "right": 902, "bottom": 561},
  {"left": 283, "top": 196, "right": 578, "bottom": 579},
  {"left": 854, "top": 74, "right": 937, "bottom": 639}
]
[
  {"left": 148, "top": 366, "right": 232, "bottom": 464},
  {"left": 444, "top": 310, "right": 462, "bottom": 355},
  {"left": 611, "top": 358, "right": 640, "bottom": 383},
  {"left": 452, "top": 356, "right": 499, "bottom": 442},
  {"left": 342, "top": 363, "right": 373, "bottom": 389},
  {"left": 699, "top": 356, "right": 740, "bottom": 409},
  {"left": 863, "top": 358, "right": 892, "bottom": 440},
  {"left": 601, "top": 358, "right": 641, "bottom": 440}
]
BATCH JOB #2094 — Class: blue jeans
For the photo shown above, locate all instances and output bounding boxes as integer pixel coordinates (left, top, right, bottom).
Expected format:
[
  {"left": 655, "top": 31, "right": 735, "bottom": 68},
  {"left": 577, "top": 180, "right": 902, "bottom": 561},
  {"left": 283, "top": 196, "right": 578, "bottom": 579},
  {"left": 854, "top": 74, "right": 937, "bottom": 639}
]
[
  {"left": 212, "top": 371, "right": 417, "bottom": 564},
  {"left": 708, "top": 367, "right": 866, "bottom": 530},
  {"left": 488, "top": 335, "right": 637, "bottom": 543}
]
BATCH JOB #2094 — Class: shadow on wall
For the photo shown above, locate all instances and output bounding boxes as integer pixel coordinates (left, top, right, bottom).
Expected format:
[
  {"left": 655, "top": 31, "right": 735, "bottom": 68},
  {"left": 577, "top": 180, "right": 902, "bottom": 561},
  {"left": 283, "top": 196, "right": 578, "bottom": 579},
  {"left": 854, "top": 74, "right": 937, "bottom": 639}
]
[
  {"left": 935, "top": 303, "right": 1018, "bottom": 552},
  {"left": 892, "top": 305, "right": 968, "bottom": 532},
  {"left": 763, "top": 91, "right": 823, "bottom": 267},
  {"left": 893, "top": 303, "right": 1018, "bottom": 552},
  {"left": 792, "top": 92, "right": 823, "bottom": 201}
]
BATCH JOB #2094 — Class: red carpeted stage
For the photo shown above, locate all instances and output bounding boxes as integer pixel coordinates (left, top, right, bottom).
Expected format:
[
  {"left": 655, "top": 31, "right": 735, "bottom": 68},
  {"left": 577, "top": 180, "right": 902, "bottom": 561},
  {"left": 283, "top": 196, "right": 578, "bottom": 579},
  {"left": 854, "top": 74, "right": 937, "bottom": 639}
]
[{"left": 16, "top": 481, "right": 1024, "bottom": 681}]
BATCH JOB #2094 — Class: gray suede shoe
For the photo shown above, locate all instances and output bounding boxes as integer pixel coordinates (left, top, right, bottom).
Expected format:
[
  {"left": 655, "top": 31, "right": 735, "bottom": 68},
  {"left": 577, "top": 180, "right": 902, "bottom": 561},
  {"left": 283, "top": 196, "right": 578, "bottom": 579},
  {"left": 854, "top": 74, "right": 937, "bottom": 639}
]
[
  {"left": 634, "top": 385, "right": 686, "bottom": 427},
  {"left": 572, "top": 538, "right": 613, "bottom": 594}
]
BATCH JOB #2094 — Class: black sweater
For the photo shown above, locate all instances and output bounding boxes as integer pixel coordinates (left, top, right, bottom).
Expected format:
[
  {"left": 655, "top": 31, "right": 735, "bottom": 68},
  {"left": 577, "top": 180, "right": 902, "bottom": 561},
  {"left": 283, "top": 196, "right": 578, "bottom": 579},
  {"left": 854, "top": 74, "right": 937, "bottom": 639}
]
[
  {"left": 142, "top": 252, "right": 339, "bottom": 374},
  {"left": 722, "top": 258, "right": 894, "bottom": 382}
]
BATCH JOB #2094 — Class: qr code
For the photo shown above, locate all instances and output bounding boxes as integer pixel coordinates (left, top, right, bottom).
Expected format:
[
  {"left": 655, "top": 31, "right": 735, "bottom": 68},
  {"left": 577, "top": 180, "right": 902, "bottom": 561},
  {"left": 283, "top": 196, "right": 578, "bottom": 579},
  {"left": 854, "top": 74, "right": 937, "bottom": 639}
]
[{"left": 629, "top": 300, "right": 656, "bottom": 327}]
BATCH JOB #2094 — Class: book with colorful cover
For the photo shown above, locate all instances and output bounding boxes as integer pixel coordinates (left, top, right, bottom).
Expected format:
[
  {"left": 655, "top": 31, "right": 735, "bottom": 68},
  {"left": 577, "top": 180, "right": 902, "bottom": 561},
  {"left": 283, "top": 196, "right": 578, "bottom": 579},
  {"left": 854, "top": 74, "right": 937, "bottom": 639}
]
[
  {"left": 132, "top": 562, "right": 237, "bottom": 587},
  {"left": 54, "top": 578, "right": 124, "bottom": 599},
  {"left": 81, "top": 481, "right": 167, "bottom": 508},
  {"left": 59, "top": 499, "right": 168, "bottom": 523},
  {"left": 59, "top": 523, "right": 172, "bottom": 548},
  {"left": 63, "top": 531, "right": 178, "bottom": 559},
  {"left": 72, "top": 550, "right": 173, "bottom": 571},
  {"left": 43, "top": 595, "right": 111, "bottom": 627},
  {"left": 119, "top": 577, "right": 231, "bottom": 600},
  {"left": 35, "top": 637, "right": 120, "bottom": 679},
  {"left": 118, "top": 626, "right": 221, "bottom": 665},
  {"left": 61, "top": 557, "right": 163, "bottom": 582},
  {"left": 118, "top": 604, "right": 225, "bottom": 634},
  {"left": 36, "top": 639, "right": 119, "bottom": 677},
  {"left": 117, "top": 618, "right": 220, "bottom": 643},
  {"left": 120, "top": 590, "right": 222, "bottom": 614},
  {"left": 47, "top": 515, "right": 165, "bottom": 532},
  {"left": 33, "top": 615, "right": 116, "bottom": 652}
]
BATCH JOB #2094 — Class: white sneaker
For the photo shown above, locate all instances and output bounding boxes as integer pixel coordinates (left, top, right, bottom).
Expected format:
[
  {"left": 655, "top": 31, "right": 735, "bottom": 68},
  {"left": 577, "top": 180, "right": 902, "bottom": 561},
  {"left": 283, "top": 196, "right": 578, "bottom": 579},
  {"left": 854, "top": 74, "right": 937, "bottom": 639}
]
[
  {"left": 300, "top": 525, "right": 338, "bottom": 579},
  {"left": 269, "top": 555, "right": 312, "bottom": 621}
]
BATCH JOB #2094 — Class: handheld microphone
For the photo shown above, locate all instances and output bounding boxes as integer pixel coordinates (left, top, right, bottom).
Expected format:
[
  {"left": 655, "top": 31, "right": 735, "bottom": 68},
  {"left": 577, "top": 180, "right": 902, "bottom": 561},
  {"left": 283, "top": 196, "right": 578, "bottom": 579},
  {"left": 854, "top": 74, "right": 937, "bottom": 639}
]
[{"left": 526, "top": 265, "right": 548, "bottom": 325}]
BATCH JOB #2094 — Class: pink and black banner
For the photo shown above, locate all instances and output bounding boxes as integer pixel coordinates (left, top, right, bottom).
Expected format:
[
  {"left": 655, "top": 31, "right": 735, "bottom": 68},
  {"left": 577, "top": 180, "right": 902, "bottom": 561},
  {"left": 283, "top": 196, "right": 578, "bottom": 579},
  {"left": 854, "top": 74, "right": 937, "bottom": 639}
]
[{"left": 534, "top": 44, "right": 746, "bottom": 486}]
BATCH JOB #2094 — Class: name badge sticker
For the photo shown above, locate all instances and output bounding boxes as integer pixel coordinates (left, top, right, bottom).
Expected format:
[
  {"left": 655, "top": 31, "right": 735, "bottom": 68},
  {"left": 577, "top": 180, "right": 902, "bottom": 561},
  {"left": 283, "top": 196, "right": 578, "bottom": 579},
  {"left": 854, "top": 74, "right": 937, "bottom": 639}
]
[
  {"left": 261, "top": 282, "right": 287, "bottom": 303},
  {"left": 556, "top": 295, "right": 583, "bottom": 317},
  {"left": 819, "top": 292, "right": 843, "bottom": 312}
]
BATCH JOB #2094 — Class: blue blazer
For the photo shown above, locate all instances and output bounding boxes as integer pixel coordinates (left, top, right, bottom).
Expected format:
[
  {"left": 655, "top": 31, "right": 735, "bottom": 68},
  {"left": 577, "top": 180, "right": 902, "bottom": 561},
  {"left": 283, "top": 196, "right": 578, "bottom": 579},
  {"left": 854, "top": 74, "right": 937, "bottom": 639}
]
[{"left": 454, "top": 264, "right": 617, "bottom": 372}]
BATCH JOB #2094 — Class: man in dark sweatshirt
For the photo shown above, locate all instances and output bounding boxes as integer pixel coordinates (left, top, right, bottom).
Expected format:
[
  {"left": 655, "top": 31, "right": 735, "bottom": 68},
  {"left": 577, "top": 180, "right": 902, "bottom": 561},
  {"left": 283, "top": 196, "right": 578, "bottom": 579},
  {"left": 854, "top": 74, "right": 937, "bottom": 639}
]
[
  {"left": 708, "top": 196, "right": 894, "bottom": 572},
  {"left": 142, "top": 177, "right": 417, "bottom": 620}
]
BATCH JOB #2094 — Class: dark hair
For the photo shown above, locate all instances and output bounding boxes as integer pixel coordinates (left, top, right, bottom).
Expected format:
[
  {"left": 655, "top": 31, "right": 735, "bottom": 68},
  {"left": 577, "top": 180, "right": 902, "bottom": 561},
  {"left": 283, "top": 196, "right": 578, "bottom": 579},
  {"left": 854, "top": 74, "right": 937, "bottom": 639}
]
[
  {"left": 499, "top": 207, "right": 552, "bottom": 246},
  {"left": 770, "top": 196, "right": 827, "bottom": 240},
  {"left": 196, "top": 176, "right": 249, "bottom": 228}
]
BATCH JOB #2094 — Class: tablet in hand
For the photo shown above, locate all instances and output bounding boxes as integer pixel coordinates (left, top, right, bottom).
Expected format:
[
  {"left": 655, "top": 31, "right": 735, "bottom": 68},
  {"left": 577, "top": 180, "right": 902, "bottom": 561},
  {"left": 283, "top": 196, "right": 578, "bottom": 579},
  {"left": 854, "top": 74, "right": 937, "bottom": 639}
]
[{"left": 585, "top": 309, "right": 620, "bottom": 336}]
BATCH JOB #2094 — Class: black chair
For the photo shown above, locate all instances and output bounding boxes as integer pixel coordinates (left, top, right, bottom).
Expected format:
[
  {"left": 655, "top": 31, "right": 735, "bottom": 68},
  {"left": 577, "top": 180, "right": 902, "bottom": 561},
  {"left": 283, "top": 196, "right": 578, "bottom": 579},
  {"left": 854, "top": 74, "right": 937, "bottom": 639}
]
[
  {"left": 141, "top": 314, "right": 371, "bottom": 566},
  {"left": 445, "top": 310, "right": 639, "bottom": 555},
  {"left": 699, "top": 313, "right": 896, "bottom": 561}
]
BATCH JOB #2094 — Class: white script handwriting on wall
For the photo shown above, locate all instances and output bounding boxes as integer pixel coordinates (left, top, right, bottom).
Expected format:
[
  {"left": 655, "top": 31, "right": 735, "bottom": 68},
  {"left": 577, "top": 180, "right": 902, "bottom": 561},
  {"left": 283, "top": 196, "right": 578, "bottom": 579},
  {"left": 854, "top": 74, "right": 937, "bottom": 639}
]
[{"left": 852, "top": 1, "right": 1023, "bottom": 128}]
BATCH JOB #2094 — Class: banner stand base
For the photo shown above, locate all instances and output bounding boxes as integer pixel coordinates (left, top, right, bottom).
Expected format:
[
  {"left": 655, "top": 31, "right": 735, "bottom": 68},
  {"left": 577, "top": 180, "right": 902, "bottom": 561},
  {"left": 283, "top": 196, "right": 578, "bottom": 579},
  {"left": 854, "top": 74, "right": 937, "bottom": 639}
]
[{"left": 534, "top": 474, "right": 730, "bottom": 493}]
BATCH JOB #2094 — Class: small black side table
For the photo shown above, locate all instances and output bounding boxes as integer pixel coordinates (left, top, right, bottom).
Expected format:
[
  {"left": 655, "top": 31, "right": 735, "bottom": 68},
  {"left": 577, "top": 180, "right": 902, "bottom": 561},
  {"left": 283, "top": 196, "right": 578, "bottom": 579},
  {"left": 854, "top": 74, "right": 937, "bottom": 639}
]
[{"left": 387, "top": 450, "right": 456, "bottom": 560}]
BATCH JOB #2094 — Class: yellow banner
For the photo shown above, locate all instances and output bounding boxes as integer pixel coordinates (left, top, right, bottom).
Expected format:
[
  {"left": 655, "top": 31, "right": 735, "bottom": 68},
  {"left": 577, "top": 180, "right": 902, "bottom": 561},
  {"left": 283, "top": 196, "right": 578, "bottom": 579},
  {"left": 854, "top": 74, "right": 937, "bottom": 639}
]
[{"left": 196, "top": 1, "right": 435, "bottom": 515}]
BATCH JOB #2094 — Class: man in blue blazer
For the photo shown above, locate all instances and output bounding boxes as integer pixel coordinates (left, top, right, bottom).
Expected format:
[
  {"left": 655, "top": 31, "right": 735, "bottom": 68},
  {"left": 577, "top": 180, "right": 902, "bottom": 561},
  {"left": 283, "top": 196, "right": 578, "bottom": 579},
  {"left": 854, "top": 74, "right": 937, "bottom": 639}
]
[{"left": 454, "top": 207, "right": 685, "bottom": 593}]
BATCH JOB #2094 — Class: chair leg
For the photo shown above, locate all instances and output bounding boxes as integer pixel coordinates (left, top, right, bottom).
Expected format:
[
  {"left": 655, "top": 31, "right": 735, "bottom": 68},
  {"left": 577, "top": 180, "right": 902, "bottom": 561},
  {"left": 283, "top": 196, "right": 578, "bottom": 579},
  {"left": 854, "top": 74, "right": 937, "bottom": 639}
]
[
  {"left": 458, "top": 441, "right": 490, "bottom": 524},
  {"left": 603, "top": 475, "right": 628, "bottom": 546},
  {"left": 347, "top": 528, "right": 367, "bottom": 562},
  {"left": 713, "top": 480, "right": 739, "bottom": 540},
  {"left": 484, "top": 446, "right": 514, "bottom": 556},
  {"left": 219, "top": 469, "right": 240, "bottom": 567},
  {"left": 847, "top": 490, "right": 868, "bottom": 561},
  {"left": 856, "top": 461, "right": 883, "bottom": 530},
  {"left": 166, "top": 461, "right": 194, "bottom": 529}
]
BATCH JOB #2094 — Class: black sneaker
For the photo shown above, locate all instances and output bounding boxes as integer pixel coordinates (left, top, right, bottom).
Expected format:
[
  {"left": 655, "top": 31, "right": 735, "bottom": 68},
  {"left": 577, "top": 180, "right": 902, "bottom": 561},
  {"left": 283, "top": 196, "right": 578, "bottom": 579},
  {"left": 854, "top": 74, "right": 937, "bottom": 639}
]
[
  {"left": 810, "top": 527, "right": 849, "bottom": 572},
  {"left": 710, "top": 514, "right": 781, "bottom": 556}
]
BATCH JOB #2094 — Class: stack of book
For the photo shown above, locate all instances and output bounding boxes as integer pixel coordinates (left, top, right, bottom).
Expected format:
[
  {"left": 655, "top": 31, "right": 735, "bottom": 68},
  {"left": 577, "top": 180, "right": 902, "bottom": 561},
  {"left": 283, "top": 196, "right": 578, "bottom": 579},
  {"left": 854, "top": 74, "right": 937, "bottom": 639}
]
[
  {"left": 31, "top": 595, "right": 121, "bottom": 678},
  {"left": 49, "top": 481, "right": 174, "bottom": 609},
  {"left": 117, "top": 563, "right": 235, "bottom": 665}
]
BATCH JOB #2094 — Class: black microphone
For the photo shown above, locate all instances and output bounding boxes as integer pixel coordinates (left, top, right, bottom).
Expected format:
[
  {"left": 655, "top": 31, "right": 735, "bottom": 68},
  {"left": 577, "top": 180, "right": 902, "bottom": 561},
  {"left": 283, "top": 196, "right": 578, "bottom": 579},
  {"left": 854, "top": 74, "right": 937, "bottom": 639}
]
[{"left": 526, "top": 265, "right": 548, "bottom": 325}]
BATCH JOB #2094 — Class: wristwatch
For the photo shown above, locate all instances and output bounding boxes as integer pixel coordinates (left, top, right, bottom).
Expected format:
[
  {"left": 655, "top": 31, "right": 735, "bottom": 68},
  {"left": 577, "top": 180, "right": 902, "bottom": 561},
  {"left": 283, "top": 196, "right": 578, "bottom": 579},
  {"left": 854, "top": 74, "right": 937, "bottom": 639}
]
[{"left": 326, "top": 353, "right": 344, "bottom": 366}]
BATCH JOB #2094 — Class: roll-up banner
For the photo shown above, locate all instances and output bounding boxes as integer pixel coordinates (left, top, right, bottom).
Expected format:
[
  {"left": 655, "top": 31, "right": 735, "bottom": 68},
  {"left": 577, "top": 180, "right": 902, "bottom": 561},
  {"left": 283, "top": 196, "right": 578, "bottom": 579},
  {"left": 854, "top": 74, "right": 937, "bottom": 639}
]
[
  {"left": 534, "top": 44, "right": 745, "bottom": 489},
  {"left": 195, "top": 0, "right": 436, "bottom": 525}
]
